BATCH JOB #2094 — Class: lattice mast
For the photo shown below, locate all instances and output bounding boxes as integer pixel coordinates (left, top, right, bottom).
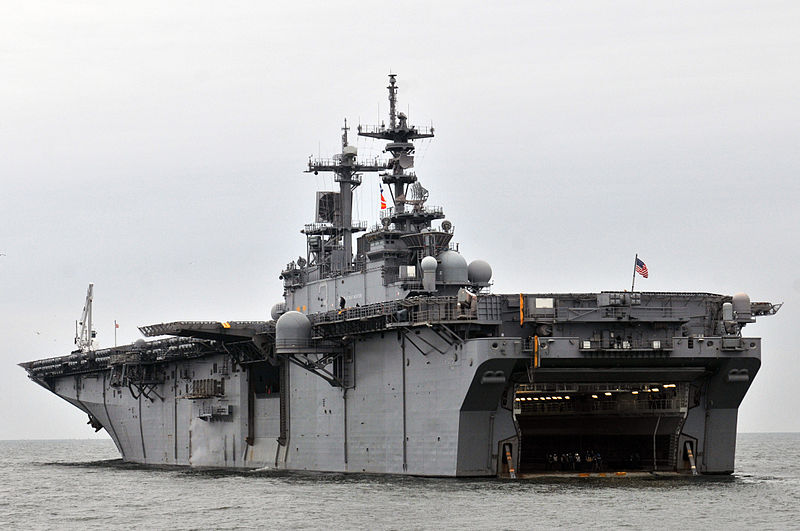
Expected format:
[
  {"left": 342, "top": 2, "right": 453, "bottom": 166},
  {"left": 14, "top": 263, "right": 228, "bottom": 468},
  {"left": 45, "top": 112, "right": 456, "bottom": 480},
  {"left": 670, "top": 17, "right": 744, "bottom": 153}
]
[
  {"left": 358, "top": 74, "right": 434, "bottom": 227},
  {"left": 307, "top": 120, "right": 386, "bottom": 273}
]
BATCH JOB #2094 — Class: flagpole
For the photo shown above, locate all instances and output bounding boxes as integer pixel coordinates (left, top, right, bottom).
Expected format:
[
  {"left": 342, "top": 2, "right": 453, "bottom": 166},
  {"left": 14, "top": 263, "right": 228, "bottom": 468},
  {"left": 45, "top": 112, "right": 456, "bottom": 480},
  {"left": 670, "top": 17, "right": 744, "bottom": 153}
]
[
  {"left": 631, "top": 254, "right": 638, "bottom": 292},
  {"left": 114, "top": 320, "right": 117, "bottom": 347}
]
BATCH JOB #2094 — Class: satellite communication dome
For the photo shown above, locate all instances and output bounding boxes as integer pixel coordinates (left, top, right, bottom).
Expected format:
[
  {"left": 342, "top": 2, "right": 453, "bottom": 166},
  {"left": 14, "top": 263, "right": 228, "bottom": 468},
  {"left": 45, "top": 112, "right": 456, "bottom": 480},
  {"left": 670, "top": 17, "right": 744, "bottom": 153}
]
[
  {"left": 275, "top": 311, "right": 312, "bottom": 348},
  {"left": 270, "top": 302, "right": 287, "bottom": 321},
  {"left": 468, "top": 259, "right": 492, "bottom": 284},
  {"left": 438, "top": 250, "right": 468, "bottom": 284},
  {"left": 421, "top": 255, "right": 438, "bottom": 272},
  {"left": 732, "top": 292, "right": 752, "bottom": 319}
]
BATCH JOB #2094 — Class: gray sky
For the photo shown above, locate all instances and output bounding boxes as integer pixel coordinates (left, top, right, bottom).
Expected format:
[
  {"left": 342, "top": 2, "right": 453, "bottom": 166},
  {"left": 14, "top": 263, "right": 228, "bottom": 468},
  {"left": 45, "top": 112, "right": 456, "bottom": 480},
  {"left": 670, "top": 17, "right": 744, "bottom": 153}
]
[{"left": 2, "top": 1, "right": 798, "bottom": 439}]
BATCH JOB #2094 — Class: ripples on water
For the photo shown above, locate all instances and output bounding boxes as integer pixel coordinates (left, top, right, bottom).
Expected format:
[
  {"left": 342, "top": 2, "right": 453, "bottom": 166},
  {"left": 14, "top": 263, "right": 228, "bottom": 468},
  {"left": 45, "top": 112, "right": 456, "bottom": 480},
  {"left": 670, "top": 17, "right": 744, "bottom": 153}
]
[{"left": 1, "top": 434, "right": 798, "bottom": 530}]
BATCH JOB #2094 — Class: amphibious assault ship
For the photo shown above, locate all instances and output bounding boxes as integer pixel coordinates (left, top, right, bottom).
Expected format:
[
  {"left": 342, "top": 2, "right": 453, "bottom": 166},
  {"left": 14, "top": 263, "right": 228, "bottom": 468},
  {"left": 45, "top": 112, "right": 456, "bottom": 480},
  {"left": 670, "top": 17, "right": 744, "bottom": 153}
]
[{"left": 21, "top": 75, "right": 780, "bottom": 477}]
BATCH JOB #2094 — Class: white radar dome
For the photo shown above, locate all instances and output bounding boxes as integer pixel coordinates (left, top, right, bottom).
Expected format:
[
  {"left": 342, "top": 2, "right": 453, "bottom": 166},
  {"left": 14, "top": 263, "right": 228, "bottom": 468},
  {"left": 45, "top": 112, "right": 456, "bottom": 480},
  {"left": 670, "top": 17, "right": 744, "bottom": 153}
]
[
  {"left": 421, "top": 255, "right": 438, "bottom": 272},
  {"left": 468, "top": 259, "right": 492, "bottom": 284},
  {"left": 732, "top": 292, "right": 752, "bottom": 319},
  {"left": 275, "top": 311, "right": 312, "bottom": 348},
  {"left": 438, "top": 250, "right": 468, "bottom": 284},
  {"left": 270, "top": 302, "right": 287, "bottom": 321}
]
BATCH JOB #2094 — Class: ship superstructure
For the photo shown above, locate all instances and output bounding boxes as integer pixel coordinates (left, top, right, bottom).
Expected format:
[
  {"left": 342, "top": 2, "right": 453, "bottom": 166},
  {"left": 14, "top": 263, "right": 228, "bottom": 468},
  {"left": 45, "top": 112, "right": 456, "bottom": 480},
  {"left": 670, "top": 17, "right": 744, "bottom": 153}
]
[{"left": 20, "top": 76, "right": 780, "bottom": 476}]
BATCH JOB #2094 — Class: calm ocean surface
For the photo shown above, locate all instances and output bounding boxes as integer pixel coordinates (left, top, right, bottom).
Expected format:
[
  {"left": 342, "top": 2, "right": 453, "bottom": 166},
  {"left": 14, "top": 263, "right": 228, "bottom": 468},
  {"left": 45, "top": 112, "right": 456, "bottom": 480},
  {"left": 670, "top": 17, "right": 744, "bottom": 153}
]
[{"left": 1, "top": 433, "right": 799, "bottom": 530}]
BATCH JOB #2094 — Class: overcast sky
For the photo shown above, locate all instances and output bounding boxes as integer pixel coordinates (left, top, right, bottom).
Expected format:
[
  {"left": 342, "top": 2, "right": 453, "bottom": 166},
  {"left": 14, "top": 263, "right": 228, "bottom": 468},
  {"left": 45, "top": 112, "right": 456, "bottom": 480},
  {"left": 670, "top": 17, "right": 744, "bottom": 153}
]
[{"left": 1, "top": 1, "right": 798, "bottom": 439}]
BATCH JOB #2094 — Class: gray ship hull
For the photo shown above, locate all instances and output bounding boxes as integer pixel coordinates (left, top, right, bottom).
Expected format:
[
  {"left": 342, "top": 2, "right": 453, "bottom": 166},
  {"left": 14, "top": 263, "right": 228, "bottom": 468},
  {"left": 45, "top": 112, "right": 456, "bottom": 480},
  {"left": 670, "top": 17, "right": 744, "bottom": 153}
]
[
  {"left": 27, "top": 297, "right": 764, "bottom": 476},
  {"left": 41, "top": 337, "right": 521, "bottom": 476}
]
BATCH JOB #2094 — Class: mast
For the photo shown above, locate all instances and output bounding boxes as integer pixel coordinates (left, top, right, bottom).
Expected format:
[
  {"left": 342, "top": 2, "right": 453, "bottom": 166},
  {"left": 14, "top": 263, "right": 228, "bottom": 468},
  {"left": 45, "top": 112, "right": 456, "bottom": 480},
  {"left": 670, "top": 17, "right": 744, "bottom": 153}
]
[
  {"left": 358, "top": 74, "right": 434, "bottom": 225},
  {"left": 307, "top": 119, "right": 386, "bottom": 273}
]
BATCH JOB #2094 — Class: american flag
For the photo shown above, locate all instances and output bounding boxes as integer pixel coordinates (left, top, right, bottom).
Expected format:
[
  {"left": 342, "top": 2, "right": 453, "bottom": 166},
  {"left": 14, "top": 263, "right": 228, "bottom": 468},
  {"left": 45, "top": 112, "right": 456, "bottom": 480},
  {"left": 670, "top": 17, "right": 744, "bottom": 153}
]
[
  {"left": 635, "top": 257, "right": 649, "bottom": 278},
  {"left": 380, "top": 184, "right": 387, "bottom": 209}
]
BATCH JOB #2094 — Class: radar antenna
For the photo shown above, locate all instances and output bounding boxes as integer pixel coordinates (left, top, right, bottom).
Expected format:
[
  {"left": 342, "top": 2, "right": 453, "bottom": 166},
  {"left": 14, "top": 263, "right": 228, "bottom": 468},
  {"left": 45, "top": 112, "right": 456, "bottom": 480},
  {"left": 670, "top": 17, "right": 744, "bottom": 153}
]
[
  {"left": 358, "top": 74, "right": 440, "bottom": 230},
  {"left": 306, "top": 119, "right": 387, "bottom": 273},
  {"left": 407, "top": 182, "right": 429, "bottom": 212}
]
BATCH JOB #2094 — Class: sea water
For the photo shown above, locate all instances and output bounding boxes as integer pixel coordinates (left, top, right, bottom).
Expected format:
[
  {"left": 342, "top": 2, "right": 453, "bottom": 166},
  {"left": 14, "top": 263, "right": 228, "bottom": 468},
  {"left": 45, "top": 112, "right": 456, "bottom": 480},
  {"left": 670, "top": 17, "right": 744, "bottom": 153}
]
[{"left": 1, "top": 433, "right": 798, "bottom": 530}]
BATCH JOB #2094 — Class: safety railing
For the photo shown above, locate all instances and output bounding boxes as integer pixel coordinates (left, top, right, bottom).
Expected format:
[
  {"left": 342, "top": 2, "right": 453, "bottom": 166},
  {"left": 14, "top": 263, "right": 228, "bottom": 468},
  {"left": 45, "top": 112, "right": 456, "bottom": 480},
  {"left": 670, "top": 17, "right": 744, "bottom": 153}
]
[
  {"left": 310, "top": 296, "right": 466, "bottom": 327},
  {"left": 379, "top": 205, "right": 444, "bottom": 219}
]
